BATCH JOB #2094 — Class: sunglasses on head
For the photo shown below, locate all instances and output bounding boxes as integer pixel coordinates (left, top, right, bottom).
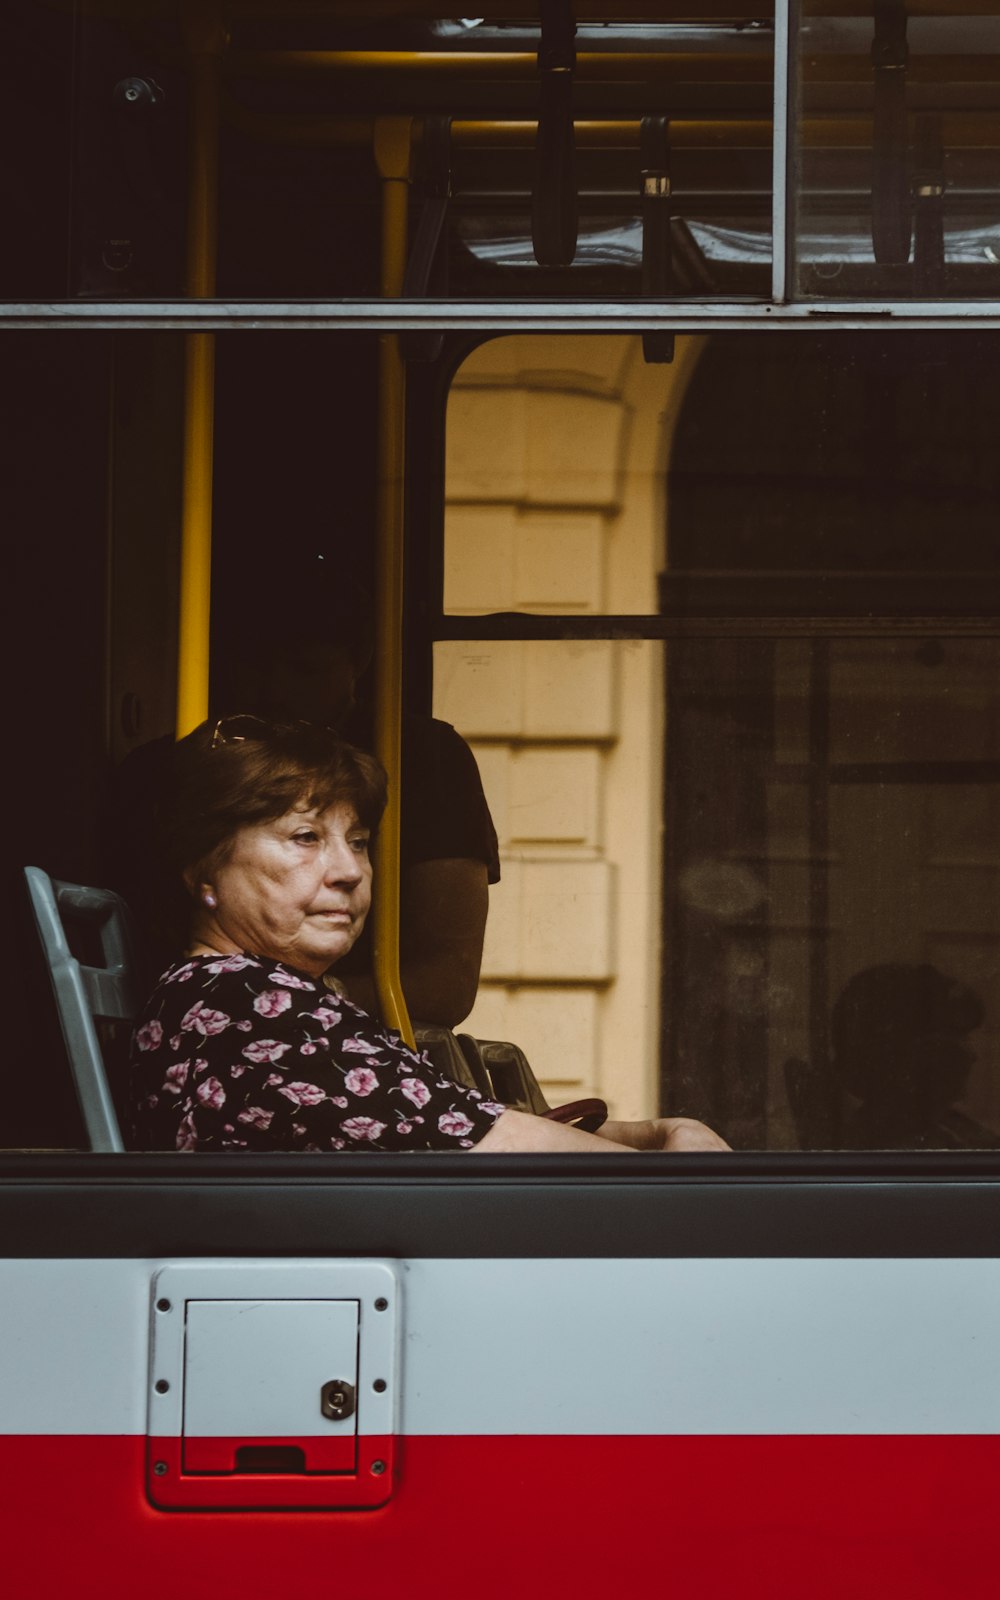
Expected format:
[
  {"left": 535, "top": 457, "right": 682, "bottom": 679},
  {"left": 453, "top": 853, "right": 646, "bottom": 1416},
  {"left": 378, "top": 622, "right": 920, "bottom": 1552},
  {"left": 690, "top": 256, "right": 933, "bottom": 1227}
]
[
  {"left": 209, "top": 714, "right": 276, "bottom": 748},
  {"left": 209, "top": 714, "right": 334, "bottom": 748}
]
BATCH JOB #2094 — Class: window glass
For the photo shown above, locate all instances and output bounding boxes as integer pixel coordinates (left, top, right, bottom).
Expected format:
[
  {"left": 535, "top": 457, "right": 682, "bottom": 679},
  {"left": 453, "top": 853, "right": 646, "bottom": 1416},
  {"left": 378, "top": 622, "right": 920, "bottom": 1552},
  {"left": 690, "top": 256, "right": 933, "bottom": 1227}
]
[
  {"left": 795, "top": 3, "right": 1000, "bottom": 297},
  {"left": 664, "top": 636, "right": 1000, "bottom": 1150},
  {"left": 443, "top": 332, "right": 1000, "bottom": 1150},
  {"left": 5, "top": 4, "right": 774, "bottom": 304},
  {"left": 434, "top": 638, "right": 666, "bottom": 1122}
]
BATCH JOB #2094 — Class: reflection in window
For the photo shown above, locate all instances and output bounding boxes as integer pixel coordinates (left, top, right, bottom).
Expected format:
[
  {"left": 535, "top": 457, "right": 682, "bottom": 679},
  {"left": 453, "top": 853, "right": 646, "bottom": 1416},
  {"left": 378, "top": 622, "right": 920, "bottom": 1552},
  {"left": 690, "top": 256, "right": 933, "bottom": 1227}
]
[
  {"left": 665, "top": 332, "right": 1000, "bottom": 1149},
  {"left": 796, "top": 6, "right": 1000, "bottom": 298}
]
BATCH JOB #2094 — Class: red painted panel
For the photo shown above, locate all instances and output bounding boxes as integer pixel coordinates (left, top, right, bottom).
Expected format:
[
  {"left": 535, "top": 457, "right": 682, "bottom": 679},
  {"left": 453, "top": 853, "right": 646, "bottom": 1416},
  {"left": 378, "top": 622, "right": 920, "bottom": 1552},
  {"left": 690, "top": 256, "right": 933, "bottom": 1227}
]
[
  {"left": 182, "top": 1432, "right": 356, "bottom": 1473},
  {"left": 149, "top": 1435, "right": 392, "bottom": 1509},
  {"left": 2, "top": 1434, "right": 998, "bottom": 1600}
]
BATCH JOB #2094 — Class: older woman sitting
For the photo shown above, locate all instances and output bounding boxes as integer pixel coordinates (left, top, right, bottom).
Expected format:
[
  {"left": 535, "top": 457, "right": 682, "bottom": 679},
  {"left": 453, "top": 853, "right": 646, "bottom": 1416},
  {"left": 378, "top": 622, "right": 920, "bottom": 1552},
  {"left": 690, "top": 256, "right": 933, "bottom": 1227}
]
[{"left": 129, "top": 717, "right": 728, "bottom": 1155}]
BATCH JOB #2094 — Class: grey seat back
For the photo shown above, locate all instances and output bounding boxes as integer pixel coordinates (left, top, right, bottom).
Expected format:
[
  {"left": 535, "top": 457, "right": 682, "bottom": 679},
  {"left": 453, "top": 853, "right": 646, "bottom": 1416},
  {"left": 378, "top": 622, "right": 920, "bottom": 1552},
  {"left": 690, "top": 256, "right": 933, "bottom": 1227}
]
[{"left": 24, "top": 866, "right": 139, "bottom": 1153}]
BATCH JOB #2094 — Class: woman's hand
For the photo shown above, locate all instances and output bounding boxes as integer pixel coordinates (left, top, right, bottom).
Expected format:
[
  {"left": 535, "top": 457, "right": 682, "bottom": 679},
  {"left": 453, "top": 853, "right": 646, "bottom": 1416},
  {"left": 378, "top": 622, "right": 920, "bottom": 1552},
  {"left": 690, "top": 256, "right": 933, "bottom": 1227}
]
[
  {"left": 596, "top": 1115, "right": 731, "bottom": 1151},
  {"left": 654, "top": 1117, "right": 731, "bottom": 1152},
  {"left": 475, "top": 1108, "right": 730, "bottom": 1154}
]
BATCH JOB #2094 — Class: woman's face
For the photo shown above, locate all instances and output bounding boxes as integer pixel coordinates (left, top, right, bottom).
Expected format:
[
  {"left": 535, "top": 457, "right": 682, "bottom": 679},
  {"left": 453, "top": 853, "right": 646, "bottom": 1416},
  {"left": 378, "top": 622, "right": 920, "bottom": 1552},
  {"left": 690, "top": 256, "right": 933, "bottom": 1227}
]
[{"left": 207, "top": 801, "right": 372, "bottom": 976}]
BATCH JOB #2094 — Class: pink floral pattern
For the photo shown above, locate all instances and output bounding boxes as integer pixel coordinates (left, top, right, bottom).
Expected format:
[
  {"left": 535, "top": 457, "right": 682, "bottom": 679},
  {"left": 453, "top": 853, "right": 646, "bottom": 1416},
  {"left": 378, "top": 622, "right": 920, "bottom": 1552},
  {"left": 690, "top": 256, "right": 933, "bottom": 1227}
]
[
  {"left": 164, "top": 1061, "right": 189, "bottom": 1094},
  {"left": 196, "top": 1077, "right": 226, "bottom": 1110},
  {"left": 277, "top": 1081, "right": 327, "bottom": 1107},
  {"left": 238, "top": 1105, "right": 274, "bottom": 1130},
  {"left": 242, "top": 1039, "right": 292, "bottom": 1065},
  {"left": 306, "top": 1007, "right": 341, "bottom": 1031},
  {"left": 340, "top": 1116, "right": 387, "bottom": 1142},
  {"left": 344, "top": 1066, "right": 378, "bottom": 1098},
  {"left": 438, "top": 1110, "right": 475, "bottom": 1140},
  {"left": 180, "top": 1001, "right": 231, "bottom": 1037},
  {"left": 204, "top": 954, "right": 256, "bottom": 975},
  {"left": 129, "top": 955, "right": 504, "bottom": 1154},
  {"left": 253, "top": 988, "right": 293, "bottom": 1018}
]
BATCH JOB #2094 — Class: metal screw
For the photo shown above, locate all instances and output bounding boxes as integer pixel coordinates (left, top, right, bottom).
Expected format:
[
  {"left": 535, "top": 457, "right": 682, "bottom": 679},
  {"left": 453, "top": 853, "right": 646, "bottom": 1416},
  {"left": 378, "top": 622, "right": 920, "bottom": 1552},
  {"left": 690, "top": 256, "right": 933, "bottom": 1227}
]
[
  {"left": 156, "top": 1299, "right": 171, "bottom": 1313},
  {"left": 370, "top": 1459, "right": 386, "bottom": 1476},
  {"left": 374, "top": 1297, "right": 388, "bottom": 1312},
  {"left": 153, "top": 1461, "right": 168, "bottom": 1476},
  {"left": 113, "top": 76, "right": 163, "bottom": 113},
  {"left": 155, "top": 1380, "right": 169, "bottom": 1395},
  {"left": 373, "top": 1379, "right": 387, "bottom": 1394}
]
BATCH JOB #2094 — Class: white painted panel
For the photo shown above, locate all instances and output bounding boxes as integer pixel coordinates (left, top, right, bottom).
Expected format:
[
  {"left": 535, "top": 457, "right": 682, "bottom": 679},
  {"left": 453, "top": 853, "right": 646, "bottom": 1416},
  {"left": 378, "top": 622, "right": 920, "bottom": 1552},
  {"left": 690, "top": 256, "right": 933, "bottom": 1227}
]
[
  {"left": 0, "top": 1258, "right": 152, "bottom": 1435},
  {"left": 400, "top": 1258, "right": 1000, "bottom": 1437},
  {"left": 148, "top": 1261, "right": 397, "bottom": 1442},
  {"left": 183, "top": 1300, "right": 358, "bottom": 1440},
  {"left": 3, "top": 1258, "right": 1000, "bottom": 1438}
]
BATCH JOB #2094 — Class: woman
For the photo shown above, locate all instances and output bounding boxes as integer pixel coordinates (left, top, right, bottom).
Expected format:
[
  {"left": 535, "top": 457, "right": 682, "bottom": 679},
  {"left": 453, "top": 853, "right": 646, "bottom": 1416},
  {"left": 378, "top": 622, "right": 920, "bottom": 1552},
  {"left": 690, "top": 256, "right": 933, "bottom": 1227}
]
[{"left": 129, "top": 717, "right": 728, "bottom": 1155}]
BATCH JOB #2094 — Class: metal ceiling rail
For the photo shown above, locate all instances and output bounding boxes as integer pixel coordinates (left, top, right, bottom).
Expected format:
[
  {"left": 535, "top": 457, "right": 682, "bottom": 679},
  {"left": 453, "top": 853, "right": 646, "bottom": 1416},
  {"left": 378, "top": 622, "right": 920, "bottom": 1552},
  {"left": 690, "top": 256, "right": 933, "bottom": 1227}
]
[
  {"left": 9, "top": 301, "right": 1000, "bottom": 330},
  {"left": 207, "top": 0, "right": 1000, "bottom": 21},
  {"left": 230, "top": 48, "right": 1000, "bottom": 85},
  {"left": 432, "top": 614, "right": 1000, "bottom": 642},
  {"left": 231, "top": 49, "right": 775, "bottom": 81},
  {"left": 219, "top": 108, "right": 1000, "bottom": 150}
]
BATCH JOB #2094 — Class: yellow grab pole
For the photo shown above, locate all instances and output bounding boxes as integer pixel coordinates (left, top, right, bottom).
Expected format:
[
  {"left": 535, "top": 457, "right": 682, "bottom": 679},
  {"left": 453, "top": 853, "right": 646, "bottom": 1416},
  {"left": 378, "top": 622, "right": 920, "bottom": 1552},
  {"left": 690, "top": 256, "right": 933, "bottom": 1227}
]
[
  {"left": 372, "top": 116, "right": 415, "bottom": 1045},
  {"left": 176, "top": 4, "right": 225, "bottom": 737}
]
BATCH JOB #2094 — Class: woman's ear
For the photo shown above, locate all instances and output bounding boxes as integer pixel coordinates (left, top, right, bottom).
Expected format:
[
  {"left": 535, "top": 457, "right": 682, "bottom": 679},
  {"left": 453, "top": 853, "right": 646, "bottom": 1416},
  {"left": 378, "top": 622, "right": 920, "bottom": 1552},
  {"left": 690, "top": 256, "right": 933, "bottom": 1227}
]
[{"left": 183, "top": 869, "right": 214, "bottom": 907}]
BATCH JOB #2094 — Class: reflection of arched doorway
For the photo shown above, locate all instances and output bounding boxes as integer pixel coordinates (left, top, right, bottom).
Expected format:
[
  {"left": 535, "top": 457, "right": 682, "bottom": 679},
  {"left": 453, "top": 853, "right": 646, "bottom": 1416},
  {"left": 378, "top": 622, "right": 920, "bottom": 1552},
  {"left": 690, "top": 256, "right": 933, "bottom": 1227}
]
[
  {"left": 437, "top": 335, "right": 703, "bottom": 1119},
  {"left": 664, "top": 334, "right": 1000, "bottom": 1150}
]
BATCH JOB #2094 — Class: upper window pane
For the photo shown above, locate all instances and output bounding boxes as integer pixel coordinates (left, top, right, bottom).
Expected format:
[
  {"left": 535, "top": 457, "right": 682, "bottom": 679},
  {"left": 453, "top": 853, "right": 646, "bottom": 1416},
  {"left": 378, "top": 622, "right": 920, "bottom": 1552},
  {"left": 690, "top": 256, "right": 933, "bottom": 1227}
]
[
  {"left": 5, "top": 3, "right": 774, "bottom": 304},
  {"left": 795, "top": 2, "right": 1000, "bottom": 298}
]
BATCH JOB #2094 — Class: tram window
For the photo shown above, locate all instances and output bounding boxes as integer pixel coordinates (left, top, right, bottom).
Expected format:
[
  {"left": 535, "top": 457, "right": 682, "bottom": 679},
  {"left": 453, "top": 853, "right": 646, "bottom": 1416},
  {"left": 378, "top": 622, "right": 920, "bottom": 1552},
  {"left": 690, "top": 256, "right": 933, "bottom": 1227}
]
[
  {"left": 6, "top": 321, "right": 1000, "bottom": 1158},
  {"left": 795, "top": 3, "right": 1000, "bottom": 298},
  {"left": 6, "top": 3, "right": 775, "bottom": 304},
  {"left": 441, "top": 332, "right": 1000, "bottom": 1151}
]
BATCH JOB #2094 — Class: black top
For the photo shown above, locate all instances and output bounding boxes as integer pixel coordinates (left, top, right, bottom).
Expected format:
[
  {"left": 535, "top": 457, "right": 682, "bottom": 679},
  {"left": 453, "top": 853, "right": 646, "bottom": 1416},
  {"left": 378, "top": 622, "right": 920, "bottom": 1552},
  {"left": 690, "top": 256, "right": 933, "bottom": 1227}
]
[{"left": 129, "top": 953, "right": 504, "bottom": 1153}]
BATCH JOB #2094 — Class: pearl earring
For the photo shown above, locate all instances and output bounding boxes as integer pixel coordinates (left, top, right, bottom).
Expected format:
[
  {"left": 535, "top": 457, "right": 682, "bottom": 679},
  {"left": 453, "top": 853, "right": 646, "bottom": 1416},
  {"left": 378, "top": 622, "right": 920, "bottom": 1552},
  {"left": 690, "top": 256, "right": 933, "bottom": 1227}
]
[{"left": 203, "top": 891, "right": 217, "bottom": 909}]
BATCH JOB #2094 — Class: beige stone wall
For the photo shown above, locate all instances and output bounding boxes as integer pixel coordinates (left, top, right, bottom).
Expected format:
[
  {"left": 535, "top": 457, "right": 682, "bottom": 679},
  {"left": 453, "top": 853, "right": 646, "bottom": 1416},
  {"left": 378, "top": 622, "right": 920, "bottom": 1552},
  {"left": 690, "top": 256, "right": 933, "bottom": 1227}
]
[{"left": 434, "top": 335, "right": 704, "bottom": 1119}]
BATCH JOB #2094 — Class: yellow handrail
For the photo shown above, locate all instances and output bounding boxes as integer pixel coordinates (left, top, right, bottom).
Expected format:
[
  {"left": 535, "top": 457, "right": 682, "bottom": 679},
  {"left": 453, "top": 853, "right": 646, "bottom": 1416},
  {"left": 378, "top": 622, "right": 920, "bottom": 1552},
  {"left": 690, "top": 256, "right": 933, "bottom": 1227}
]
[
  {"left": 371, "top": 117, "right": 416, "bottom": 1047},
  {"left": 175, "top": 4, "right": 225, "bottom": 738}
]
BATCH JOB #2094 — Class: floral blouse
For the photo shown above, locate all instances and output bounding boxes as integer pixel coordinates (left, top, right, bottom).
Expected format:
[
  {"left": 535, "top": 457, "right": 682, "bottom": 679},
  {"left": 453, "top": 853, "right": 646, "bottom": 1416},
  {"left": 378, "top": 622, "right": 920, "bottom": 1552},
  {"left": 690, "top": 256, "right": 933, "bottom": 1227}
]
[{"left": 128, "top": 953, "right": 505, "bottom": 1153}]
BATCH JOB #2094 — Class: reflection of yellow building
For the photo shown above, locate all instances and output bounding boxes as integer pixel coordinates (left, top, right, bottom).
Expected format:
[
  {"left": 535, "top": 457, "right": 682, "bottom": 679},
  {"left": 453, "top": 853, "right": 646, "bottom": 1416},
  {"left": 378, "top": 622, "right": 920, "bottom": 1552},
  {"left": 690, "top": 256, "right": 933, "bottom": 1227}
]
[{"left": 436, "top": 336, "right": 703, "bottom": 1119}]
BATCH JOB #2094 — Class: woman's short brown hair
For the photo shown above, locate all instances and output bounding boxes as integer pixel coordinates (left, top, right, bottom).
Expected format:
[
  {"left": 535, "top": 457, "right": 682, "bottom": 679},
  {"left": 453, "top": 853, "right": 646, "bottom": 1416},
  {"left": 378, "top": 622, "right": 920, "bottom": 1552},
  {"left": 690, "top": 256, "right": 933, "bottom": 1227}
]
[{"left": 163, "top": 717, "right": 388, "bottom": 887}]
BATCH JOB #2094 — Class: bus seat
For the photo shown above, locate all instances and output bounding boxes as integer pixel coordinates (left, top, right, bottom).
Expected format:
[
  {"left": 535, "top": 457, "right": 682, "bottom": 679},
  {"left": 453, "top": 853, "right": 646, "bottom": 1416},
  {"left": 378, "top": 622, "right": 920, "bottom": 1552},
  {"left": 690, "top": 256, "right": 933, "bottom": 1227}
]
[
  {"left": 24, "top": 866, "right": 137, "bottom": 1153},
  {"left": 457, "top": 1035, "right": 552, "bottom": 1117},
  {"left": 413, "top": 1024, "right": 493, "bottom": 1097},
  {"left": 415, "top": 1026, "right": 550, "bottom": 1114},
  {"left": 411, "top": 1028, "right": 607, "bottom": 1131}
]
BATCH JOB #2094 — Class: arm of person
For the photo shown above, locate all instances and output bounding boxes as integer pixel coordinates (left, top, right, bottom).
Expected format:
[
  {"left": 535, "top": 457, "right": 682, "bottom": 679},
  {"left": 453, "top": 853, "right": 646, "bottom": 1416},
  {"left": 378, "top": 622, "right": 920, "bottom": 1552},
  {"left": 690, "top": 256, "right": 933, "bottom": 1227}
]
[
  {"left": 338, "top": 858, "right": 489, "bottom": 1028},
  {"left": 472, "top": 1108, "right": 730, "bottom": 1154},
  {"left": 596, "top": 1116, "right": 731, "bottom": 1152}
]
